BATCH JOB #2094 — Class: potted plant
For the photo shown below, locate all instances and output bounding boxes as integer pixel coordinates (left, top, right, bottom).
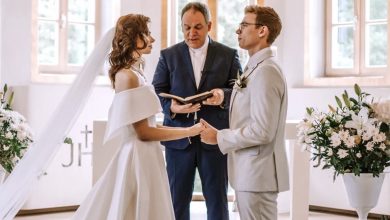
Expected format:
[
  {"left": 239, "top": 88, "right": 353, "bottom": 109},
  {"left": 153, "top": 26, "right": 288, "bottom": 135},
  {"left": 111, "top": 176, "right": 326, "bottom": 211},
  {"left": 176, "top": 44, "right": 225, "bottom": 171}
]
[
  {"left": 0, "top": 84, "right": 33, "bottom": 180},
  {"left": 297, "top": 84, "right": 390, "bottom": 220}
]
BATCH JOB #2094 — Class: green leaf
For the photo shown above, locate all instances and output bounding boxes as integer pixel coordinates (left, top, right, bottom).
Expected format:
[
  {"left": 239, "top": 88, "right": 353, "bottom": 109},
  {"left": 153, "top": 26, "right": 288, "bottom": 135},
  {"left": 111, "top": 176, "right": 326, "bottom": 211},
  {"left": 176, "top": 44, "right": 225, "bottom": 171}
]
[
  {"left": 335, "top": 96, "right": 343, "bottom": 108},
  {"left": 3, "top": 84, "right": 8, "bottom": 94},
  {"left": 362, "top": 103, "right": 371, "bottom": 109},
  {"left": 64, "top": 137, "right": 73, "bottom": 145},
  {"left": 342, "top": 93, "right": 351, "bottom": 109},
  {"left": 8, "top": 91, "right": 14, "bottom": 107},
  {"left": 349, "top": 97, "right": 358, "bottom": 105},
  {"left": 306, "top": 107, "right": 313, "bottom": 115},
  {"left": 379, "top": 122, "right": 389, "bottom": 132},
  {"left": 354, "top": 83, "right": 361, "bottom": 96},
  {"left": 344, "top": 90, "right": 349, "bottom": 98},
  {"left": 323, "top": 164, "right": 332, "bottom": 169}
]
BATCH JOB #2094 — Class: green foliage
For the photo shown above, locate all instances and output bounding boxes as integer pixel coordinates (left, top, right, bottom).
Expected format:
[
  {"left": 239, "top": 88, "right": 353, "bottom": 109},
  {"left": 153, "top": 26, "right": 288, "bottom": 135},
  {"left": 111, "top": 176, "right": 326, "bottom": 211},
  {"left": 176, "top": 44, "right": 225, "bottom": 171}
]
[
  {"left": 0, "top": 84, "right": 34, "bottom": 173},
  {"left": 64, "top": 137, "right": 73, "bottom": 145},
  {"left": 298, "top": 84, "right": 390, "bottom": 180},
  {"left": 0, "top": 84, "right": 14, "bottom": 110}
]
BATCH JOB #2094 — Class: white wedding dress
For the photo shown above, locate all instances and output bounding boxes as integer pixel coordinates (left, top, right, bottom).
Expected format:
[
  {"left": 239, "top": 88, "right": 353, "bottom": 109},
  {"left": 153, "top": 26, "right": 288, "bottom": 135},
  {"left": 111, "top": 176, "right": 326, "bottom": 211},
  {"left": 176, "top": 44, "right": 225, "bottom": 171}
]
[{"left": 72, "top": 69, "right": 175, "bottom": 220}]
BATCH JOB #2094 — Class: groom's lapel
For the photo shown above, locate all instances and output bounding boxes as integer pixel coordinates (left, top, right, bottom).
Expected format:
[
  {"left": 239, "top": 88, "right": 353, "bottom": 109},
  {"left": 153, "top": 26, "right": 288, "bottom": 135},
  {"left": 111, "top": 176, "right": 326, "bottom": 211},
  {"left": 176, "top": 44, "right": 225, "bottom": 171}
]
[{"left": 229, "top": 89, "right": 238, "bottom": 123}]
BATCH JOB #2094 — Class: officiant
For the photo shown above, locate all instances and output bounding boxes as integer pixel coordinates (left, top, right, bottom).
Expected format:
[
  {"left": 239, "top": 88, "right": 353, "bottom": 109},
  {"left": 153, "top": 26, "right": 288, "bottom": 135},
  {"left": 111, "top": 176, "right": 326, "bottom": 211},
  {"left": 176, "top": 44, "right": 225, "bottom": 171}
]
[{"left": 152, "top": 2, "right": 241, "bottom": 220}]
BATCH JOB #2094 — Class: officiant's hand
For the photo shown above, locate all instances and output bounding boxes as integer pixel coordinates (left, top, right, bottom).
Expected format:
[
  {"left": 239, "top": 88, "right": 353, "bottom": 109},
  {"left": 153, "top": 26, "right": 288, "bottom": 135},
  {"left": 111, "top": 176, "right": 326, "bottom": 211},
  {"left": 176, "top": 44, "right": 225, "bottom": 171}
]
[
  {"left": 170, "top": 99, "right": 201, "bottom": 114},
  {"left": 203, "top": 89, "right": 224, "bottom": 106},
  {"left": 199, "top": 119, "right": 218, "bottom": 145}
]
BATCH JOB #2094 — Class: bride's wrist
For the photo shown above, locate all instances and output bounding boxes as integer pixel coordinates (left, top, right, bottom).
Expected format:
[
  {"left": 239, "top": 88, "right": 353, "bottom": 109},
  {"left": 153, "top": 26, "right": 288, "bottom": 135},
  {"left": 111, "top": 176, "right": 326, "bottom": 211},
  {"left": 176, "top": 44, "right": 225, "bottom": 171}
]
[{"left": 187, "top": 127, "right": 197, "bottom": 137}]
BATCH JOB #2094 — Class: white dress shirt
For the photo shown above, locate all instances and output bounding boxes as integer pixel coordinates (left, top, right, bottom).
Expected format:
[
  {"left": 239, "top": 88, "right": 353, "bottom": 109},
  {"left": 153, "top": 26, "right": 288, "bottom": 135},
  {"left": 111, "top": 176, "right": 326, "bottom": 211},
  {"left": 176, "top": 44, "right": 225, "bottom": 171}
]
[{"left": 189, "top": 39, "right": 209, "bottom": 88}]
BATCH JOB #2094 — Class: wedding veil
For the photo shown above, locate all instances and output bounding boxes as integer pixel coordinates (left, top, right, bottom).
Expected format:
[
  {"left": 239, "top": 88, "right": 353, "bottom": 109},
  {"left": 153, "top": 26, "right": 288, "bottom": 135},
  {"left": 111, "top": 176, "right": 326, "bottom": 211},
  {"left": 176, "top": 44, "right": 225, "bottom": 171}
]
[{"left": 0, "top": 28, "right": 115, "bottom": 220}]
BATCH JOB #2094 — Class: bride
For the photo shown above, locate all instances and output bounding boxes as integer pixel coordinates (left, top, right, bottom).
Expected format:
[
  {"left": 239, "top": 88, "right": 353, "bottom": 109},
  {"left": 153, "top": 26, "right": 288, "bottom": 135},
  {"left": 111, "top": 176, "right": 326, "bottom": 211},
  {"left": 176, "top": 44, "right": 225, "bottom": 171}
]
[
  {"left": 72, "top": 14, "right": 204, "bottom": 220},
  {"left": 0, "top": 13, "right": 203, "bottom": 220}
]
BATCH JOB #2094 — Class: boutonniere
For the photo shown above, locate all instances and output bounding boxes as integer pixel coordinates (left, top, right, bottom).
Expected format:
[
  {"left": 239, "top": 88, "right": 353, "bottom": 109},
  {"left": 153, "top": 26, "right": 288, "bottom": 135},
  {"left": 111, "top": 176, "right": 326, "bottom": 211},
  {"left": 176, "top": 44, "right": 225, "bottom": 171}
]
[
  {"left": 229, "top": 60, "right": 265, "bottom": 90},
  {"left": 229, "top": 71, "right": 248, "bottom": 90}
]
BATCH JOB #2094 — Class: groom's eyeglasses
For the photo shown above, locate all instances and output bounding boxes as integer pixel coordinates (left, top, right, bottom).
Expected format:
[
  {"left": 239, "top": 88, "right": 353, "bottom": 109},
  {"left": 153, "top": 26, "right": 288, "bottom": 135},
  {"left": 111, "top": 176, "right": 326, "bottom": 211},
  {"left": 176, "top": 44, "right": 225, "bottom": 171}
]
[{"left": 238, "top": 22, "right": 264, "bottom": 31}]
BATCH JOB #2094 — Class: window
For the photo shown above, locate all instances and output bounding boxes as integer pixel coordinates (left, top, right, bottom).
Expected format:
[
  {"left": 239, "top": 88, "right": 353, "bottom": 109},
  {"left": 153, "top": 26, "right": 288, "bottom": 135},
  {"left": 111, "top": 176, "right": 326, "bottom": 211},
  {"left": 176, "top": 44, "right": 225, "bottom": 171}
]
[
  {"left": 326, "top": 0, "right": 388, "bottom": 77},
  {"left": 216, "top": 0, "right": 257, "bottom": 67},
  {"left": 35, "top": 0, "right": 99, "bottom": 76}
]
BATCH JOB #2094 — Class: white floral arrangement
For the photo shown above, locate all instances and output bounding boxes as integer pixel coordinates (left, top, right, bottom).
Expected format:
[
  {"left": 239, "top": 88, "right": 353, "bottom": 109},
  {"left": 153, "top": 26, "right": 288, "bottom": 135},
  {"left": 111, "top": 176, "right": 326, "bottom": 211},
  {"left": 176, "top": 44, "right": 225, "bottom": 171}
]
[
  {"left": 0, "top": 84, "right": 33, "bottom": 173},
  {"left": 297, "top": 84, "right": 390, "bottom": 179}
]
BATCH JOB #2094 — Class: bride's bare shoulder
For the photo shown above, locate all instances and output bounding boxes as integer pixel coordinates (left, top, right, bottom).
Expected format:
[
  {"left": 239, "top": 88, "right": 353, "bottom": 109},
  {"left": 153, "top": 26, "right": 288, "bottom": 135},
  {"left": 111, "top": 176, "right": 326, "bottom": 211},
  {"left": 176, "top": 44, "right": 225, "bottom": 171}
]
[{"left": 114, "top": 69, "right": 140, "bottom": 93}]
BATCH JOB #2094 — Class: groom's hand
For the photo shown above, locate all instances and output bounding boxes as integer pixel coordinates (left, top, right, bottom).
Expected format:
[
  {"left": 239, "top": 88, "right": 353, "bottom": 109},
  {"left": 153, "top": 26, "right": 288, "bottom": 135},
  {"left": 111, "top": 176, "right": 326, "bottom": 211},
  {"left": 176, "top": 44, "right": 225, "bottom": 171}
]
[{"left": 200, "top": 119, "right": 218, "bottom": 145}]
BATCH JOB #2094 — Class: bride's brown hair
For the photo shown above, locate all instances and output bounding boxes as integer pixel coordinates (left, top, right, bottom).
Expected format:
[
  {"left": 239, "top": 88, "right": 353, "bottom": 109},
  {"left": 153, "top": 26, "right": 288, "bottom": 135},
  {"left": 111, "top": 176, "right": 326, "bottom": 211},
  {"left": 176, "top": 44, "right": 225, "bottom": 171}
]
[{"left": 108, "top": 14, "right": 150, "bottom": 88}]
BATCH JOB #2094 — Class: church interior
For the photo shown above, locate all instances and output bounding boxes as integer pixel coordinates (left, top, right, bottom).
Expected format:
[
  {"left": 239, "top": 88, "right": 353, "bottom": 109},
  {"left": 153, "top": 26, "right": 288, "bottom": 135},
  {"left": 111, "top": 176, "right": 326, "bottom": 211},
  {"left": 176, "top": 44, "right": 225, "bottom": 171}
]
[{"left": 0, "top": 0, "right": 389, "bottom": 219}]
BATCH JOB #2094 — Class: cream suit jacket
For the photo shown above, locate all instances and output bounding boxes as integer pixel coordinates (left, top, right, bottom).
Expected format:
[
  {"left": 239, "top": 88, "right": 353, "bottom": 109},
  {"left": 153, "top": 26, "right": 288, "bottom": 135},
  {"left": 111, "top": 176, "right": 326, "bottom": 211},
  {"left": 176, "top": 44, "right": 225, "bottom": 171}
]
[{"left": 217, "top": 47, "right": 289, "bottom": 192}]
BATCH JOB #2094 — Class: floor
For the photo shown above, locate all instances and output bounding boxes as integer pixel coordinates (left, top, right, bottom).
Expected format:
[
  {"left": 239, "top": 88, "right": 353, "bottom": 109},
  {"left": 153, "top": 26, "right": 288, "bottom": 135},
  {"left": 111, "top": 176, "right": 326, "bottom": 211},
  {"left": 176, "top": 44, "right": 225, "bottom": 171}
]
[{"left": 14, "top": 202, "right": 359, "bottom": 220}]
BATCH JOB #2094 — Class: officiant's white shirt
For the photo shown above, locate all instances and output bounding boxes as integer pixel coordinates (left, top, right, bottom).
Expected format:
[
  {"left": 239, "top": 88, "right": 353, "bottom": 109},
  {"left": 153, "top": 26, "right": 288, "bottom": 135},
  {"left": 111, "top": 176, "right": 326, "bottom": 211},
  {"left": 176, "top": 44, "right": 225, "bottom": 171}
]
[{"left": 189, "top": 38, "right": 209, "bottom": 88}]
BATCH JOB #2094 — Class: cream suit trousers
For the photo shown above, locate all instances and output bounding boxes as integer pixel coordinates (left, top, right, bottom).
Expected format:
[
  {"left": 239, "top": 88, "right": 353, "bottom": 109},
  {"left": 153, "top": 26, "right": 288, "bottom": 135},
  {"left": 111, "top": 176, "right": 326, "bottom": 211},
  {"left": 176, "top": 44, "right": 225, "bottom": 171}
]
[{"left": 236, "top": 191, "right": 278, "bottom": 220}]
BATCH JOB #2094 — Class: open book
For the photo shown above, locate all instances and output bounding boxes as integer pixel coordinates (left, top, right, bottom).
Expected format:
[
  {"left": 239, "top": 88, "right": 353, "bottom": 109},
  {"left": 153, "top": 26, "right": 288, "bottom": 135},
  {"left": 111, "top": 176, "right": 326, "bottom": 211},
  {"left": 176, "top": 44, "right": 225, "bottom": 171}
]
[{"left": 158, "top": 91, "right": 213, "bottom": 104}]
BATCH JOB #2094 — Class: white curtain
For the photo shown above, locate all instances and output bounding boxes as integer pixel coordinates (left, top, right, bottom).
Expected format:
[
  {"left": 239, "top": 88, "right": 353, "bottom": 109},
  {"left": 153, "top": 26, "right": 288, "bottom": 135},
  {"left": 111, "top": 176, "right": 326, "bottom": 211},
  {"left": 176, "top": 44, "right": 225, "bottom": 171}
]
[{"left": 0, "top": 28, "right": 115, "bottom": 220}]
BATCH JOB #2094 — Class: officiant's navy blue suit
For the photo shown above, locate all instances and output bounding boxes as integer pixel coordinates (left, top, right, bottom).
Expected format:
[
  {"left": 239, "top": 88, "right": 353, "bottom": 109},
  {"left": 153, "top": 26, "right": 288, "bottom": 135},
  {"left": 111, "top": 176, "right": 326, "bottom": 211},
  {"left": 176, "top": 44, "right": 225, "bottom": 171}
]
[{"left": 152, "top": 39, "right": 241, "bottom": 220}]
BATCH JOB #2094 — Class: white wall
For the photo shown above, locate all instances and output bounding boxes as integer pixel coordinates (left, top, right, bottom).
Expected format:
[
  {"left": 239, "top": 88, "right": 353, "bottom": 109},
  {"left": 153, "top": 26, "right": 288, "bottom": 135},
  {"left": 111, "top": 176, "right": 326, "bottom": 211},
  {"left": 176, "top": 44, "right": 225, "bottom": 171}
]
[{"left": 1, "top": 0, "right": 31, "bottom": 85}]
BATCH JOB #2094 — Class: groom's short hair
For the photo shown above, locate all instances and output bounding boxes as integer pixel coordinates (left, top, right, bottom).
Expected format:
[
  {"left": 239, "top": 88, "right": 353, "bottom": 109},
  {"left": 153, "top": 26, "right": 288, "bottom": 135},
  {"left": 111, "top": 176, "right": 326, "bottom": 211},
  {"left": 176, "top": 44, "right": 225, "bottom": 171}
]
[{"left": 245, "top": 5, "right": 282, "bottom": 44}]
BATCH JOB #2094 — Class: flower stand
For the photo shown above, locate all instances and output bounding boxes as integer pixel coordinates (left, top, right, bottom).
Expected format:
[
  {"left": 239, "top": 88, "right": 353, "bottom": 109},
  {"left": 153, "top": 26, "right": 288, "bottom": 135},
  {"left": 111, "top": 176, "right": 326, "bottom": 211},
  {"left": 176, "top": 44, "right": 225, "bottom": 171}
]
[
  {"left": 342, "top": 173, "right": 385, "bottom": 220},
  {"left": 0, "top": 166, "right": 6, "bottom": 184}
]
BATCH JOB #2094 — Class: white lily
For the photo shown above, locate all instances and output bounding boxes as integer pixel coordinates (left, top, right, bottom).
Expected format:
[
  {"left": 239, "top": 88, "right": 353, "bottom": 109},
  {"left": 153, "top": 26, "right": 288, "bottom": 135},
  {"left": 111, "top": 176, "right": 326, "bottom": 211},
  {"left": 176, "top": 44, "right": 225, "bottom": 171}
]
[{"left": 345, "top": 108, "right": 375, "bottom": 135}]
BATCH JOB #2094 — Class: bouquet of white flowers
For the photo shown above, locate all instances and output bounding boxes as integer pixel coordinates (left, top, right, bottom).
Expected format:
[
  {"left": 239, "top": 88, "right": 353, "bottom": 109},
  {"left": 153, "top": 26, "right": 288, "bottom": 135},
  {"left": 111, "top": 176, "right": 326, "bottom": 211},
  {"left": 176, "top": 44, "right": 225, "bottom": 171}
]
[
  {"left": 0, "top": 84, "right": 33, "bottom": 173},
  {"left": 297, "top": 84, "right": 390, "bottom": 179}
]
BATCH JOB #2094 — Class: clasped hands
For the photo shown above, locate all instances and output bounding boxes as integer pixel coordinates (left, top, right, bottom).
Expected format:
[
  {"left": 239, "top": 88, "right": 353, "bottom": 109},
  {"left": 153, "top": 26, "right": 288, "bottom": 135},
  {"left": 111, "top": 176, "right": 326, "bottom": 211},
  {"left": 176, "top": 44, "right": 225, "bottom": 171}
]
[
  {"left": 171, "top": 89, "right": 222, "bottom": 145},
  {"left": 188, "top": 119, "right": 218, "bottom": 145}
]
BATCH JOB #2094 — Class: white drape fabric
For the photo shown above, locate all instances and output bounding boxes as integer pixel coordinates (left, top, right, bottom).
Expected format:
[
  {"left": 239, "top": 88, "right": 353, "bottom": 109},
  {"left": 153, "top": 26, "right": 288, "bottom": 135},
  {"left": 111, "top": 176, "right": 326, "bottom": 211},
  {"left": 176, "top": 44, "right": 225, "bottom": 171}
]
[{"left": 0, "top": 28, "right": 115, "bottom": 220}]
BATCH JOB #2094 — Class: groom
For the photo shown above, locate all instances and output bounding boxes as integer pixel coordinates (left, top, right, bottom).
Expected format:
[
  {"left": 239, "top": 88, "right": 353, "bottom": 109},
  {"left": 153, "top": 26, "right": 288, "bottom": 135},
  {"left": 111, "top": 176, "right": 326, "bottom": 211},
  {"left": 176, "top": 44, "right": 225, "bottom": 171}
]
[
  {"left": 152, "top": 2, "right": 241, "bottom": 220},
  {"left": 200, "top": 5, "right": 289, "bottom": 220}
]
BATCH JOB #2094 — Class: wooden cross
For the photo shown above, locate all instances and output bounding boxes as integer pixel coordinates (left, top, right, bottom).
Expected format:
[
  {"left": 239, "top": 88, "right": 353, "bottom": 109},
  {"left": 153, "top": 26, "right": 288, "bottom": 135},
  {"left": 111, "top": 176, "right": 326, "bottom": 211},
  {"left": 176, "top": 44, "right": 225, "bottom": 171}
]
[{"left": 81, "top": 125, "right": 92, "bottom": 149}]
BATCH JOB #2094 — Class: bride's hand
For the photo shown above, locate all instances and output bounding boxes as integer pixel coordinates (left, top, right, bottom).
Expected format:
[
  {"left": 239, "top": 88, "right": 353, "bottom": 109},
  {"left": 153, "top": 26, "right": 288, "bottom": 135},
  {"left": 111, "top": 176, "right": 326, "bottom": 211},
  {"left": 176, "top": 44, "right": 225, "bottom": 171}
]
[{"left": 188, "top": 123, "right": 205, "bottom": 136}]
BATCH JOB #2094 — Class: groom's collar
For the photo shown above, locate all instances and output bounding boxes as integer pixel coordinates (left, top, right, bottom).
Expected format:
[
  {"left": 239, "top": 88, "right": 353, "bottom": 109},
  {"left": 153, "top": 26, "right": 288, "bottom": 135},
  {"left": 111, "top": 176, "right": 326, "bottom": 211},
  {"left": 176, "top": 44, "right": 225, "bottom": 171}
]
[{"left": 246, "top": 47, "right": 275, "bottom": 71}]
